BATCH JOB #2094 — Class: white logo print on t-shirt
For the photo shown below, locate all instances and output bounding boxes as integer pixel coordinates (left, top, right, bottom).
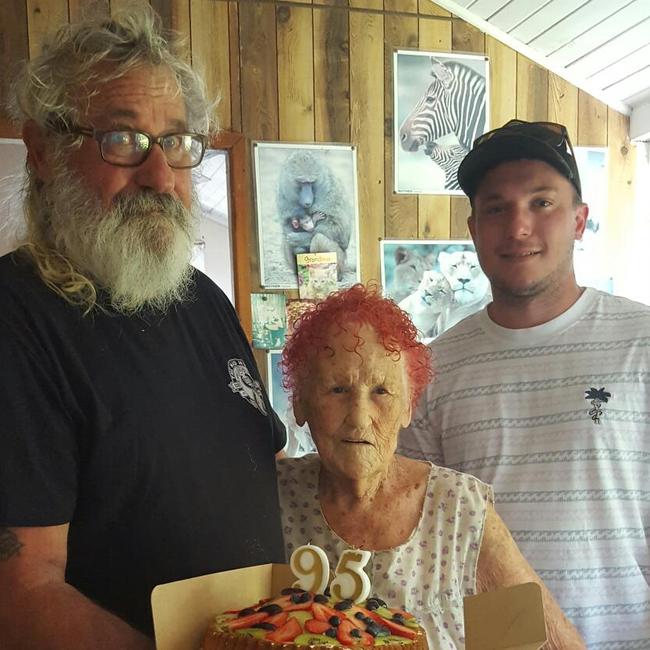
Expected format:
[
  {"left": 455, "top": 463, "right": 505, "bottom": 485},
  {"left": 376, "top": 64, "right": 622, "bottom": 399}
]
[{"left": 227, "top": 358, "right": 268, "bottom": 415}]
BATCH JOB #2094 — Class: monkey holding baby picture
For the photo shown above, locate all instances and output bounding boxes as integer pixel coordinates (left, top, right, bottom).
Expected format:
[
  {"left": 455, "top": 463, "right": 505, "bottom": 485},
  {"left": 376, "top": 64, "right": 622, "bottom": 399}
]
[{"left": 253, "top": 142, "right": 361, "bottom": 289}]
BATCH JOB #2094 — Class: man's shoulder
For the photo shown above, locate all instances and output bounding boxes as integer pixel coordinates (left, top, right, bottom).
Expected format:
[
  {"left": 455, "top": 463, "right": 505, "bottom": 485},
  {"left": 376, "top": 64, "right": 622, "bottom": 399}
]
[
  {"left": 592, "top": 289, "right": 650, "bottom": 315},
  {"left": 0, "top": 250, "right": 35, "bottom": 283},
  {"left": 424, "top": 309, "right": 489, "bottom": 373},
  {"left": 190, "top": 269, "right": 236, "bottom": 312},
  {"left": 431, "top": 307, "right": 487, "bottom": 346},
  {"left": 0, "top": 250, "right": 54, "bottom": 310},
  {"left": 582, "top": 289, "right": 650, "bottom": 335},
  {"left": 192, "top": 268, "right": 225, "bottom": 295}
]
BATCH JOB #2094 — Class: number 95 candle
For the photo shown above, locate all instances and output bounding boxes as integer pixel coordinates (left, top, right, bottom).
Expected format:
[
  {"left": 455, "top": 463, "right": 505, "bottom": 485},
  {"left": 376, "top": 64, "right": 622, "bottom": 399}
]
[
  {"left": 289, "top": 544, "right": 371, "bottom": 603},
  {"left": 289, "top": 543, "right": 330, "bottom": 594}
]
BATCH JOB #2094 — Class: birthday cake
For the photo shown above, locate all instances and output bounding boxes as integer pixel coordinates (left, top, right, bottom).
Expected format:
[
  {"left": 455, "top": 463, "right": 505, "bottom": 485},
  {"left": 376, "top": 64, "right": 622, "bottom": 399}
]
[{"left": 202, "top": 588, "right": 428, "bottom": 649}]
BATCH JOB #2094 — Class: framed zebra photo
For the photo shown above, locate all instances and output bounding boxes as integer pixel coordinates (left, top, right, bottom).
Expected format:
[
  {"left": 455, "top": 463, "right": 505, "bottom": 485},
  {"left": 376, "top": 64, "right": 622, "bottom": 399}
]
[{"left": 394, "top": 50, "right": 489, "bottom": 195}]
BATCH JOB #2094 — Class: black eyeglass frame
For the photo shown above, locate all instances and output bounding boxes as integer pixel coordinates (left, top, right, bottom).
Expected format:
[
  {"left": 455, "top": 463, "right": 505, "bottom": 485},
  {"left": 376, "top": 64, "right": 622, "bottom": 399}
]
[{"left": 57, "top": 124, "right": 208, "bottom": 169}]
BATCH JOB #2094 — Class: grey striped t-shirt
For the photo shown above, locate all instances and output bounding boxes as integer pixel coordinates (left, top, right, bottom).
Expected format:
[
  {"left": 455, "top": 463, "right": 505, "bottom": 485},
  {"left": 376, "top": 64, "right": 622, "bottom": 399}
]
[{"left": 398, "top": 288, "right": 650, "bottom": 648}]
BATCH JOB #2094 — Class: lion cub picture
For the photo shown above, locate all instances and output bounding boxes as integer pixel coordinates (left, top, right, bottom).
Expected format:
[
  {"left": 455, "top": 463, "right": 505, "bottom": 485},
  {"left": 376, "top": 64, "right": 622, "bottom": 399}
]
[
  {"left": 387, "top": 243, "right": 491, "bottom": 341},
  {"left": 398, "top": 270, "right": 452, "bottom": 339}
]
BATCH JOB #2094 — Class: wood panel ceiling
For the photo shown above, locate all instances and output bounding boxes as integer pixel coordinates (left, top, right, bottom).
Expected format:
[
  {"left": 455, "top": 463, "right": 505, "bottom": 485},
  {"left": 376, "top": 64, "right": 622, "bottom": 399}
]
[{"left": 432, "top": 0, "right": 650, "bottom": 140}]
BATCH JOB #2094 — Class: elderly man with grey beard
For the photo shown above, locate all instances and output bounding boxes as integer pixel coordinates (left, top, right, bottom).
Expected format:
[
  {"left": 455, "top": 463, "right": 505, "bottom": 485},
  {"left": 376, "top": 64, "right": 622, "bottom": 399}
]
[{"left": 0, "top": 8, "right": 286, "bottom": 649}]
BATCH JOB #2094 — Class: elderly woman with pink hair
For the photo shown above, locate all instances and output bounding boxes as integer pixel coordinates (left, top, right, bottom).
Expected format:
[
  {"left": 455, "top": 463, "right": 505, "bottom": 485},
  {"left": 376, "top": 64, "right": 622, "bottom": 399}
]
[{"left": 277, "top": 284, "right": 584, "bottom": 648}]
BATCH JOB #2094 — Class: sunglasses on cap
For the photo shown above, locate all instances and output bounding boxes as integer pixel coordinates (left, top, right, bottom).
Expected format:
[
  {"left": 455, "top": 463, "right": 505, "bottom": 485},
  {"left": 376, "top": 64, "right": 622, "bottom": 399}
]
[
  {"left": 458, "top": 118, "right": 582, "bottom": 199},
  {"left": 473, "top": 119, "right": 576, "bottom": 158}
]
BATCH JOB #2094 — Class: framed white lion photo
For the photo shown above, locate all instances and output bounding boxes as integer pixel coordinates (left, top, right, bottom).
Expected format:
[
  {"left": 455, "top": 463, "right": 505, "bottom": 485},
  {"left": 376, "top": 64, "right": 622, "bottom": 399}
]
[{"left": 380, "top": 239, "right": 492, "bottom": 341}]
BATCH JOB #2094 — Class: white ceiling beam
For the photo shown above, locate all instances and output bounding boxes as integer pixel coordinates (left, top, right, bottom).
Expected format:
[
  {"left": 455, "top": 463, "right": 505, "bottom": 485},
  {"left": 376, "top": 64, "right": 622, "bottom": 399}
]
[
  {"left": 546, "top": 2, "right": 645, "bottom": 68},
  {"left": 510, "top": 0, "right": 585, "bottom": 45},
  {"left": 608, "top": 66, "right": 650, "bottom": 103},
  {"left": 528, "top": 0, "right": 624, "bottom": 56},
  {"left": 429, "top": 0, "right": 631, "bottom": 115},
  {"left": 631, "top": 99, "right": 650, "bottom": 141},
  {"left": 564, "top": 17, "right": 650, "bottom": 78},
  {"left": 587, "top": 43, "right": 650, "bottom": 91},
  {"left": 467, "top": 0, "right": 506, "bottom": 18}
]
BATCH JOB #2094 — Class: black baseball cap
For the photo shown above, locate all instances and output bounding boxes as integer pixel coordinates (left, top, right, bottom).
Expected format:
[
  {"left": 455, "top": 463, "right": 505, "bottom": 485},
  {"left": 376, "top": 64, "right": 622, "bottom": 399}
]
[{"left": 457, "top": 119, "right": 582, "bottom": 200}]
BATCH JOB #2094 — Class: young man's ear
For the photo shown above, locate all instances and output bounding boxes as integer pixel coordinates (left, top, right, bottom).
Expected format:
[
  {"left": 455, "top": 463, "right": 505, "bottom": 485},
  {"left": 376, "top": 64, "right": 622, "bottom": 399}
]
[
  {"left": 574, "top": 202, "right": 589, "bottom": 241},
  {"left": 467, "top": 213, "right": 477, "bottom": 243},
  {"left": 22, "top": 120, "right": 52, "bottom": 182}
]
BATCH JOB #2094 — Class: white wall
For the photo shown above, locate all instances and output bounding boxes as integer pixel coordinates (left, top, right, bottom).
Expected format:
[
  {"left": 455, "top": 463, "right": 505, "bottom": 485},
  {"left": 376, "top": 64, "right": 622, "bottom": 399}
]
[
  {"left": 198, "top": 215, "right": 233, "bottom": 302},
  {"left": 192, "top": 149, "right": 234, "bottom": 303},
  {"left": 0, "top": 139, "right": 27, "bottom": 257},
  {"left": 616, "top": 142, "right": 650, "bottom": 306}
]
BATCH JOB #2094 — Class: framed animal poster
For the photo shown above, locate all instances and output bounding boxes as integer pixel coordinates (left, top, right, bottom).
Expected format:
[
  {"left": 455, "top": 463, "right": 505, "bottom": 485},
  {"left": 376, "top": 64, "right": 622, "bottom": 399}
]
[
  {"left": 251, "top": 293, "right": 286, "bottom": 349},
  {"left": 380, "top": 239, "right": 492, "bottom": 341},
  {"left": 394, "top": 50, "right": 489, "bottom": 195},
  {"left": 267, "top": 350, "right": 316, "bottom": 458},
  {"left": 253, "top": 141, "right": 360, "bottom": 289}
]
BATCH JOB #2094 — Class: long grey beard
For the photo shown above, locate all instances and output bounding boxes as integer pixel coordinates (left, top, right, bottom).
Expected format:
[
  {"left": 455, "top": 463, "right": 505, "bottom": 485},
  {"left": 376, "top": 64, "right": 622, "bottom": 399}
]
[{"left": 44, "top": 166, "right": 198, "bottom": 314}]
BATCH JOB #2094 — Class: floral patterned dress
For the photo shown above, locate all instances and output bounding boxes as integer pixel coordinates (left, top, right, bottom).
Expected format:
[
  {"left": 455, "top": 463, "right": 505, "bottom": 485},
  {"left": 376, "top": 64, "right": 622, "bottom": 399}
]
[{"left": 276, "top": 454, "right": 493, "bottom": 649}]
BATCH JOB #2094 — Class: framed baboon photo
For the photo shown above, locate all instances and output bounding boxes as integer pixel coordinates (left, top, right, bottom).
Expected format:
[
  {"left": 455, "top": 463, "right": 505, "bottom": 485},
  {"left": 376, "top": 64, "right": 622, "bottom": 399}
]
[
  {"left": 253, "top": 142, "right": 360, "bottom": 289},
  {"left": 394, "top": 50, "right": 490, "bottom": 195},
  {"left": 380, "top": 239, "right": 491, "bottom": 341}
]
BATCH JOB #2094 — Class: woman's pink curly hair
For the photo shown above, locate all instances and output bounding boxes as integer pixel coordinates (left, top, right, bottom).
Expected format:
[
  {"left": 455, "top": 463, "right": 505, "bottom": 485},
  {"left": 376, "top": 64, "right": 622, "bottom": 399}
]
[{"left": 281, "top": 283, "right": 434, "bottom": 407}]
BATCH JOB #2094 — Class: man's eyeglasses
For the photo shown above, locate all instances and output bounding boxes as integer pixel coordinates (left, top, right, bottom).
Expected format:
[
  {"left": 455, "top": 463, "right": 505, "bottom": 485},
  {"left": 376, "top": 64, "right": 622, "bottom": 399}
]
[
  {"left": 55, "top": 124, "right": 207, "bottom": 169},
  {"left": 473, "top": 120, "right": 576, "bottom": 159}
]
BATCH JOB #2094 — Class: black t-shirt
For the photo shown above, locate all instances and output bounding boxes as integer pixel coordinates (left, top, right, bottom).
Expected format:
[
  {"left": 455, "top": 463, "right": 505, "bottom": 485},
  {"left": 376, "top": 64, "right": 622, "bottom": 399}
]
[{"left": 0, "top": 251, "right": 286, "bottom": 634}]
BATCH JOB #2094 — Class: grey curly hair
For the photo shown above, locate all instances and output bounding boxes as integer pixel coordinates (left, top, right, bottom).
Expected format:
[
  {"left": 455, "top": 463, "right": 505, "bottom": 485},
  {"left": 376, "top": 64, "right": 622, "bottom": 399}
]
[
  {"left": 10, "top": 4, "right": 215, "bottom": 134},
  {"left": 10, "top": 4, "right": 216, "bottom": 313}
]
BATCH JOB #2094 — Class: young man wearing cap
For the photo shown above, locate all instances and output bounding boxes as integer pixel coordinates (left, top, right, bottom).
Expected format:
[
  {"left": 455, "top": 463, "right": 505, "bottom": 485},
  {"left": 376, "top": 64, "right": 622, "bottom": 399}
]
[{"left": 399, "top": 120, "right": 650, "bottom": 646}]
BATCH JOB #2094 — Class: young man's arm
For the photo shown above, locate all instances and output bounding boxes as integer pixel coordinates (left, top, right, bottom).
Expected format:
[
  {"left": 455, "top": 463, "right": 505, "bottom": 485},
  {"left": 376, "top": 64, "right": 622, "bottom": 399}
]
[
  {"left": 0, "top": 525, "right": 153, "bottom": 650},
  {"left": 476, "top": 504, "right": 586, "bottom": 649}
]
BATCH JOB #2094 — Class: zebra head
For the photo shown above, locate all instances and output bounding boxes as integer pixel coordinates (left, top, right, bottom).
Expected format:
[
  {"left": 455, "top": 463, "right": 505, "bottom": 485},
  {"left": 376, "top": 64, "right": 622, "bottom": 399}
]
[{"left": 399, "top": 57, "right": 487, "bottom": 154}]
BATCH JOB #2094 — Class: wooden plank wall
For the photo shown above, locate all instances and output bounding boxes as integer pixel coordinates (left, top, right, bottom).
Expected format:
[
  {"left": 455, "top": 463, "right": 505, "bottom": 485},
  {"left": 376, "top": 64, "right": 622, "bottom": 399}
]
[{"left": 0, "top": 0, "right": 637, "bottom": 308}]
